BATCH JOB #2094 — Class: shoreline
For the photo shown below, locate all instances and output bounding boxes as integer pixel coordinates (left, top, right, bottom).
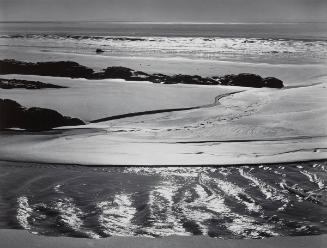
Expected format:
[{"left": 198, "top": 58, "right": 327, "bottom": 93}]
[
  {"left": 0, "top": 158, "right": 327, "bottom": 168},
  {"left": 0, "top": 229, "right": 326, "bottom": 248}
]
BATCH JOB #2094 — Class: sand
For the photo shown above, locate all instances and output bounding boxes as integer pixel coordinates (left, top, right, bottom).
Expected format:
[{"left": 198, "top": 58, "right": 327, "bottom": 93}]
[
  {"left": 1, "top": 45, "right": 326, "bottom": 166},
  {"left": 1, "top": 47, "right": 326, "bottom": 85},
  {"left": 0, "top": 74, "right": 239, "bottom": 121},
  {"left": 0, "top": 74, "right": 326, "bottom": 165},
  {"left": 0, "top": 229, "right": 326, "bottom": 248}
]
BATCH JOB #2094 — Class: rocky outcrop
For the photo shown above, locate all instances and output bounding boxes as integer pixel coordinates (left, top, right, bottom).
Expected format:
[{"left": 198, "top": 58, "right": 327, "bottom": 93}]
[
  {"left": 96, "top": 48, "right": 104, "bottom": 54},
  {"left": 263, "top": 77, "right": 284, "bottom": 88},
  {"left": 0, "top": 59, "right": 284, "bottom": 88},
  {"left": 147, "top": 74, "right": 216, "bottom": 85},
  {"left": 100, "top": 66, "right": 134, "bottom": 79},
  {"left": 0, "top": 78, "right": 66, "bottom": 89},
  {"left": 217, "top": 73, "right": 264, "bottom": 87},
  {"left": 0, "top": 60, "right": 94, "bottom": 78},
  {"left": 93, "top": 66, "right": 150, "bottom": 81},
  {"left": 94, "top": 67, "right": 283, "bottom": 88},
  {"left": 0, "top": 99, "right": 84, "bottom": 131},
  {"left": 215, "top": 73, "right": 284, "bottom": 88}
]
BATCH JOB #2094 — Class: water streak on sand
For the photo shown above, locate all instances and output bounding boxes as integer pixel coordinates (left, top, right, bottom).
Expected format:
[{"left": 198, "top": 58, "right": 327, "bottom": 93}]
[{"left": 90, "top": 91, "right": 242, "bottom": 123}]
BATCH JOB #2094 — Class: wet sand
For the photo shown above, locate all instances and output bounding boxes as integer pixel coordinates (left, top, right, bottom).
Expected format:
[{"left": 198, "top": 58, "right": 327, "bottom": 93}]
[
  {"left": 1, "top": 47, "right": 326, "bottom": 85},
  {"left": 0, "top": 229, "right": 326, "bottom": 248}
]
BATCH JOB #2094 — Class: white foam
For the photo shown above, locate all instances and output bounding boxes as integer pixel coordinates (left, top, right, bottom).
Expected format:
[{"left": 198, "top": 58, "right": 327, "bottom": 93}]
[
  {"left": 143, "top": 184, "right": 186, "bottom": 236},
  {"left": 56, "top": 198, "right": 83, "bottom": 229},
  {"left": 17, "top": 196, "right": 33, "bottom": 230},
  {"left": 227, "top": 215, "right": 278, "bottom": 238},
  {"left": 97, "top": 193, "right": 137, "bottom": 236},
  {"left": 300, "top": 170, "right": 325, "bottom": 189},
  {"left": 239, "top": 168, "right": 288, "bottom": 203},
  {"left": 54, "top": 184, "right": 63, "bottom": 193},
  {"left": 55, "top": 198, "right": 100, "bottom": 238},
  {"left": 212, "top": 177, "right": 262, "bottom": 213}
]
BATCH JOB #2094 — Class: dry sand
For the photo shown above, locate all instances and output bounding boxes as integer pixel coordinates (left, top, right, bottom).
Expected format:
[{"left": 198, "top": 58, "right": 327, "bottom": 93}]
[
  {"left": 0, "top": 74, "right": 326, "bottom": 165},
  {"left": 0, "top": 74, "right": 238, "bottom": 121}
]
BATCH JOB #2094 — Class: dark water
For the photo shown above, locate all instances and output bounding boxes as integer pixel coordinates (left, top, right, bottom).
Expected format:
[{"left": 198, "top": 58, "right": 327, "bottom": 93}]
[{"left": 0, "top": 161, "right": 326, "bottom": 239}]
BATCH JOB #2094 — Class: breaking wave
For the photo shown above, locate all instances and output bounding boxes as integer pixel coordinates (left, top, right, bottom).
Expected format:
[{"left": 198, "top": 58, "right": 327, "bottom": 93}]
[{"left": 1, "top": 34, "right": 326, "bottom": 64}]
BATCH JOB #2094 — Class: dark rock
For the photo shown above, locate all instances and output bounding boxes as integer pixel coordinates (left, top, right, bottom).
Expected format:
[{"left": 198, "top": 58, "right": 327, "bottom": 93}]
[
  {"left": 92, "top": 66, "right": 151, "bottom": 81},
  {"left": 243, "top": 40, "right": 255, "bottom": 43},
  {"left": 218, "top": 73, "right": 265, "bottom": 88},
  {"left": 168, "top": 75, "right": 217, "bottom": 85},
  {"left": 0, "top": 99, "right": 25, "bottom": 129},
  {"left": 0, "top": 60, "right": 94, "bottom": 78},
  {"left": 65, "top": 117, "right": 85, "bottom": 126},
  {"left": 147, "top": 74, "right": 169, "bottom": 84},
  {"left": 0, "top": 59, "right": 284, "bottom": 88},
  {"left": 0, "top": 78, "right": 66, "bottom": 89},
  {"left": 170, "top": 75, "right": 203, "bottom": 84},
  {"left": 22, "top": 107, "right": 69, "bottom": 131},
  {"left": 0, "top": 98, "right": 85, "bottom": 131},
  {"left": 263, "top": 77, "right": 284, "bottom": 88},
  {"left": 215, "top": 73, "right": 284, "bottom": 88},
  {"left": 101, "top": 66, "right": 134, "bottom": 79},
  {"left": 34, "top": 61, "right": 94, "bottom": 78},
  {"left": 147, "top": 74, "right": 217, "bottom": 85},
  {"left": 96, "top": 48, "right": 104, "bottom": 53},
  {"left": 132, "top": 70, "right": 150, "bottom": 78}
]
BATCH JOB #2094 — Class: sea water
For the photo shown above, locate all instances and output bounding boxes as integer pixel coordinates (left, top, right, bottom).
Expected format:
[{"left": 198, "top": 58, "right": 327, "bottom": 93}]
[
  {"left": 0, "top": 161, "right": 326, "bottom": 239},
  {"left": 0, "top": 22, "right": 327, "bottom": 64}
]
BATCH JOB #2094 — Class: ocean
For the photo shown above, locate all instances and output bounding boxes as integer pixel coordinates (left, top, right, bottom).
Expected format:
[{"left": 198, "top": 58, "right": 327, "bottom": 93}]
[
  {"left": 0, "top": 161, "right": 326, "bottom": 239},
  {"left": 0, "top": 22, "right": 327, "bottom": 64},
  {"left": 1, "top": 22, "right": 327, "bottom": 39}
]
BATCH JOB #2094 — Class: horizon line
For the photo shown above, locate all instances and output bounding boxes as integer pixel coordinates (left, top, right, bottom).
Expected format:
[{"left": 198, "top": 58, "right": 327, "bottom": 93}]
[{"left": 1, "top": 20, "right": 327, "bottom": 25}]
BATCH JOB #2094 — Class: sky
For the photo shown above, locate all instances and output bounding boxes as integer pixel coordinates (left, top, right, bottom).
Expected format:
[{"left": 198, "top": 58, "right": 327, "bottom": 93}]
[{"left": 0, "top": 0, "right": 326, "bottom": 22}]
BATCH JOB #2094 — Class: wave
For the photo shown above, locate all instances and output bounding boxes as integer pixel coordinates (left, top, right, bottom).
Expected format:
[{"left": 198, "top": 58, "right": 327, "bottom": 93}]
[
  {"left": 1, "top": 34, "right": 326, "bottom": 64},
  {"left": 1, "top": 161, "right": 325, "bottom": 239}
]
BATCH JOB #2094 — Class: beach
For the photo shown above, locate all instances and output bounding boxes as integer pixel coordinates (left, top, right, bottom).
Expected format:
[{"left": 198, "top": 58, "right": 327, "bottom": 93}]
[
  {"left": 0, "top": 229, "right": 326, "bottom": 248},
  {"left": 0, "top": 22, "right": 327, "bottom": 241},
  {"left": 0, "top": 72, "right": 326, "bottom": 165}
]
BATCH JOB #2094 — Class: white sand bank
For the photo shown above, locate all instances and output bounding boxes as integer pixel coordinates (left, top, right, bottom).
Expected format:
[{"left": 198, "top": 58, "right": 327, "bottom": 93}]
[
  {"left": 0, "top": 75, "right": 237, "bottom": 121},
  {"left": 0, "top": 76, "right": 326, "bottom": 165},
  {"left": 0, "top": 229, "right": 326, "bottom": 248}
]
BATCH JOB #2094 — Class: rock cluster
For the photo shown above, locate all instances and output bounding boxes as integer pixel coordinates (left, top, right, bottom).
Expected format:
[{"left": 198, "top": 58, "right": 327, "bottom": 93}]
[
  {"left": 0, "top": 78, "right": 66, "bottom": 89},
  {"left": 0, "top": 99, "right": 84, "bottom": 131},
  {"left": 0, "top": 59, "right": 284, "bottom": 88},
  {"left": 215, "top": 73, "right": 284, "bottom": 88},
  {"left": 0, "top": 60, "right": 94, "bottom": 78},
  {"left": 95, "top": 68, "right": 284, "bottom": 88}
]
